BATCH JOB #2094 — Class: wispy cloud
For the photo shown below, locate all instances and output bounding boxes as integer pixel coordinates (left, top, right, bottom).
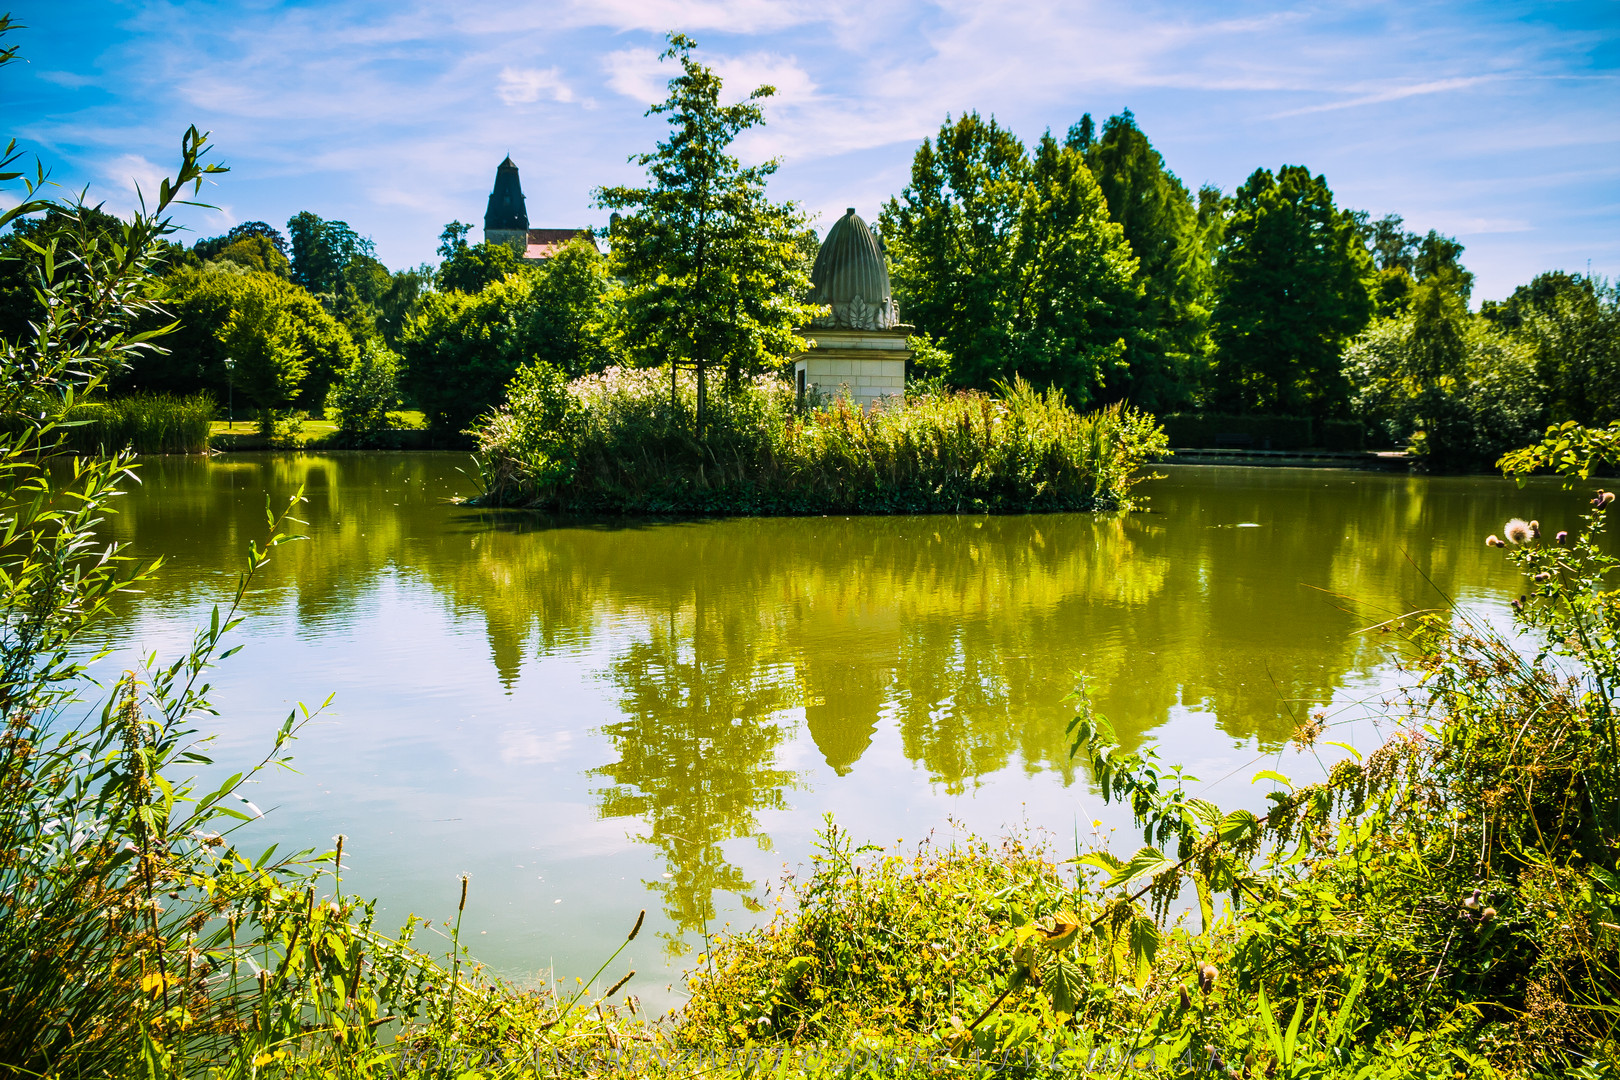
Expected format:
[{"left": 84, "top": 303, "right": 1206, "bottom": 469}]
[
  {"left": 498, "top": 66, "right": 574, "bottom": 105},
  {"left": 1271, "top": 76, "right": 1497, "bottom": 118}
]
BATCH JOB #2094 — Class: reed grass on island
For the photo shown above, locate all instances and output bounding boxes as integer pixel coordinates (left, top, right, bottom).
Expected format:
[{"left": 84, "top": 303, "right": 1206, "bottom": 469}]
[
  {"left": 64, "top": 391, "right": 215, "bottom": 454},
  {"left": 472, "top": 365, "right": 1168, "bottom": 515}
]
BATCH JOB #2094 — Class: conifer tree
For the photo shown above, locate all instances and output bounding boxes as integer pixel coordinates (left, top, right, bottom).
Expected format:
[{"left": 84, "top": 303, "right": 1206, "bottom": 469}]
[
  {"left": 1083, "top": 110, "right": 1216, "bottom": 410},
  {"left": 1209, "top": 165, "right": 1374, "bottom": 416}
]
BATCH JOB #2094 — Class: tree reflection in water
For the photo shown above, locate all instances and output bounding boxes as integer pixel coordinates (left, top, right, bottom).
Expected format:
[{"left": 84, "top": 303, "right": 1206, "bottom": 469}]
[{"left": 98, "top": 455, "right": 1587, "bottom": 949}]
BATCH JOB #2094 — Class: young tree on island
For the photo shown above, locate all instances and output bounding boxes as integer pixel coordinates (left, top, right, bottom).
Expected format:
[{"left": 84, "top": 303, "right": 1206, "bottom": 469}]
[
  {"left": 595, "top": 33, "right": 816, "bottom": 433},
  {"left": 1209, "top": 165, "right": 1374, "bottom": 417}
]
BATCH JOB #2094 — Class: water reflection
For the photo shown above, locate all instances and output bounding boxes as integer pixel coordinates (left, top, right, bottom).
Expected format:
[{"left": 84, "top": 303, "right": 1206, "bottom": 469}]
[{"left": 100, "top": 455, "right": 1590, "bottom": 951}]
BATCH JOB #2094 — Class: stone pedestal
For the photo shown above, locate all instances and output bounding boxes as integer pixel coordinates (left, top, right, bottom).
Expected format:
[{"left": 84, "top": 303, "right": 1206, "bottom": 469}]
[{"left": 794, "top": 326, "right": 912, "bottom": 410}]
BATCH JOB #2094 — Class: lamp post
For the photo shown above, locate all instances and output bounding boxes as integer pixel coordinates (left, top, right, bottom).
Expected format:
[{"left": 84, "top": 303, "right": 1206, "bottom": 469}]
[{"left": 223, "top": 356, "right": 235, "bottom": 429}]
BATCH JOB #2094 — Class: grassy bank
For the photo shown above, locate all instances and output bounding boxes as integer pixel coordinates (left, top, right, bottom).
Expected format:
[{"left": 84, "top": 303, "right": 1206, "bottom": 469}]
[
  {"left": 471, "top": 364, "right": 1168, "bottom": 515},
  {"left": 208, "top": 409, "right": 434, "bottom": 451}
]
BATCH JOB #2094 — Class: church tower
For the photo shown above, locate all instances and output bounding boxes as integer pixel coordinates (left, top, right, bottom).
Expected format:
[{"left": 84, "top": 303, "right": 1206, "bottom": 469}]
[{"left": 483, "top": 156, "right": 529, "bottom": 256}]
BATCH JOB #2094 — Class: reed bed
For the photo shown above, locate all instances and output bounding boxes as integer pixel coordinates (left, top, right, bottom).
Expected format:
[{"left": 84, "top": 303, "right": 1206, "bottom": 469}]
[
  {"left": 64, "top": 392, "right": 215, "bottom": 454},
  {"left": 473, "top": 365, "right": 1166, "bottom": 514}
]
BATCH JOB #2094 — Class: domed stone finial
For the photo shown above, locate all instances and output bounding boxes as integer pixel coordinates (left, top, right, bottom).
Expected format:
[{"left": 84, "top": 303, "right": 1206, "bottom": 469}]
[{"left": 808, "top": 208, "right": 900, "bottom": 330}]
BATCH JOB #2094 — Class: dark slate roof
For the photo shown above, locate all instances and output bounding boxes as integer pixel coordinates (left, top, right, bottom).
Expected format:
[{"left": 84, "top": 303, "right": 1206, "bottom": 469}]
[
  {"left": 484, "top": 157, "right": 528, "bottom": 232},
  {"left": 807, "top": 208, "right": 900, "bottom": 329}
]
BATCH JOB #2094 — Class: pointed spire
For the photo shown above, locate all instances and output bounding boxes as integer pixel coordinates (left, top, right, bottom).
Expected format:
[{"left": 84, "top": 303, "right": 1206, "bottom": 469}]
[{"left": 484, "top": 156, "right": 528, "bottom": 233}]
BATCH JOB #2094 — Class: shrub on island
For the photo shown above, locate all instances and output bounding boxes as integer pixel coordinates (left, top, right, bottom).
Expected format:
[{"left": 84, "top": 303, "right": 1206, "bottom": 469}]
[{"left": 470, "top": 364, "right": 1167, "bottom": 515}]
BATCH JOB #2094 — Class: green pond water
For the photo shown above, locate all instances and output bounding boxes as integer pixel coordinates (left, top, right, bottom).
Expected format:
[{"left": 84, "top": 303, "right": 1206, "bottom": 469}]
[{"left": 93, "top": 453, "right": 1586, "bottom": 1010}]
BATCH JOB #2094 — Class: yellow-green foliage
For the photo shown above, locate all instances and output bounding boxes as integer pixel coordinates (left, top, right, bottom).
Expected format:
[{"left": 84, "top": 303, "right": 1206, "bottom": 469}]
[
  {"left": 678, "top": 826, "right": 1076, "bottom": 1047},
  {"left": 474, "top": 364, "right": 1167, "bottom": 514}
]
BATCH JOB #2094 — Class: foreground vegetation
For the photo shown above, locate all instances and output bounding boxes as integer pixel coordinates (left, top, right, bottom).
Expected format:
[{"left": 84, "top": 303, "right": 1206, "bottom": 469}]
[
  {"left": 677, "top": 426, "right": 1620, "bottom": 1076},
  {"left": 471, "top": 363, "right": 1167, "bottom": 514}
]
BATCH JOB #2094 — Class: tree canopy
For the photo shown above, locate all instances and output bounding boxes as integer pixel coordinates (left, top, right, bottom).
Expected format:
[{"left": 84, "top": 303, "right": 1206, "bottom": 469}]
[
  {"left": 881, "top": 113, "right": 1142, "bottom": 408},
  {"left": 1080, "top": 110, "right": 1216, "bottom": 410},
  {"left": 1209, "top": 165, "right": 1375, "bottom": 416}
]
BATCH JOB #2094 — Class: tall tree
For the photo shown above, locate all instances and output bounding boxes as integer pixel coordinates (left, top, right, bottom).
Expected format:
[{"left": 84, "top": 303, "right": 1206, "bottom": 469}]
[
  {"left": 882, "top": 115, "right": 1141, "bottom": 407},
  {"left": 596, "top": 33, "right": 816, "bottom": 430},
  {"left": 285, "top": 211, "right": 374, "bottom": 302},
  {"left": 1209, "top": 165, "right": 1374, "bottom": 416},
  {"left": 1082, "top": 110, "right": 1215, "bottom": 410},
  {"left": 194, "top": 220, "right": 287, "bottom": 261},
  {"left": 1484, "top": 271, "right": 1620, "bottom": 426},
  {"left": 1346, "top": 274, "right": 1540, "bottom": 470},
  {"left": 1004, "top": 132, "right": 1143, "bottom": 406},
  {"left": 436, "top": 240, "right": 522, "bottom": 294},
  {"left": 1359, "top": 213, "right": 1473, "bottom": 317},
  {"left": 882, "top": 112, "right": 1028, "bottom": 388}
]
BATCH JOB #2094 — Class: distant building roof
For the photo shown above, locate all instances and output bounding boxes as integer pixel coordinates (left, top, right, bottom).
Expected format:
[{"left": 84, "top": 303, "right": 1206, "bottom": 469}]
[
  {"left": 484, "top": 156, "right": 528, "bottom": 233},
  {"left": 524, "top": 228, "right": 598, "bottom": 260}
]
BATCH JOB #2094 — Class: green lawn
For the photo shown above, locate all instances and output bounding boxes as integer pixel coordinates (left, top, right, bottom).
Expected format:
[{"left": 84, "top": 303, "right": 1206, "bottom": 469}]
[{"left": 209, "top": 410, "right": 431, "bottom": 449}]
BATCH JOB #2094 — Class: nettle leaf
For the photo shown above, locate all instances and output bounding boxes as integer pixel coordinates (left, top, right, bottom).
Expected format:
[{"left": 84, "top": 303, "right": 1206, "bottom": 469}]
[
  {"left": 1042, "top": 959, "right": 1087, "bottom": 1016},
  {"left": 1186, "top": 799, "right": 1223, "bottom": 832},
  {"left": 1108, "top": 846, "right": 1176, "bottom": 888},
  {"left": 1074, "top": 851, "right": 1124, "bottom": 874},
  {"left": 1129, "top": 916, "right": 1159, "bottom": 986},
  {"left": 1218, "top": 810, "right": 1260, "bottom": 844}
]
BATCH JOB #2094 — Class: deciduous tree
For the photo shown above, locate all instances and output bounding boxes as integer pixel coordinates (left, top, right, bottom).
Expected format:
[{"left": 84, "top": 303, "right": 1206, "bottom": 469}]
[
  {"left": 595, "top": 33, "right": 815, "bottom": 430},
  {"left": 882, "top": 115, "right": 1142, "bottom": 407}
]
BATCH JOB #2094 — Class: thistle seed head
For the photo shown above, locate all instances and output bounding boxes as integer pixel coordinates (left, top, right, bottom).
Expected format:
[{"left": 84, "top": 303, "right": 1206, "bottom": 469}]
[
  {"left": 1556, "top": 531, "right": 1569, "bottom": 546},
  {"left": 1534, "top": 572, "right": 1551, "bottom": 583},
  {"left": 1481, "top": 907, "right": 1496, "bottom": 923},
  {"left": 1486, "top": 535, "right": 1504, "bottom": 548},
  {"left": 1504, "top": 519, "right": 1533, "bottom": 545}
]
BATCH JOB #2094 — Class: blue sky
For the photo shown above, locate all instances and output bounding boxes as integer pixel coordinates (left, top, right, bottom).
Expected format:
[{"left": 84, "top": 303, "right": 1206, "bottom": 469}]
[{"left": 6, "top": 0, "right": 1617, "bottom": 301}]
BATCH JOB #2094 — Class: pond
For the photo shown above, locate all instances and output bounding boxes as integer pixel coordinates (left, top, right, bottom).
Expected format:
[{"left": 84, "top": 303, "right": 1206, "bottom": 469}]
[{"left": 93, "top": 453, "right": 1584, "bottom": 1011}]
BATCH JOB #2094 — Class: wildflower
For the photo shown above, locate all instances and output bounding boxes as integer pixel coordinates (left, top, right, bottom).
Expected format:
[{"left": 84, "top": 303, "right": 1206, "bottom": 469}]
[
  {"left": 1198, "top": 962, "right": 1218, "bottom": 994},
  {"left": 1481, "top": 907, "right": 1496, "bottom": 923},
  {"left": 1556, "top": 531, "right": 1569, "bottom": 546},
  {"left": 1529, "top": 519, "right": 1541, "bottom": 538},
  {"left": 1503, "top": 519, "right": 1533, "bottom": 545},
  {"left": 1486, "top": 535, "right": 1504, "bottom": 548},
  {"left": 1534, "top": 572, "right": 1551, "bottom": 583},
  {"left": 1462, "top": 888, "right": 1480, "bottom": 910},
  {"left": 1605, "top": 492, "right": 1616, "bottom": 508}
]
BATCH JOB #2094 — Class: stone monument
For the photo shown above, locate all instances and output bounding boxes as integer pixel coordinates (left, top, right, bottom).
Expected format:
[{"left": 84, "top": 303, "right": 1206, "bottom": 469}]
[{"left": 794, "top": 208, "right": 912, "bottom": 409}]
